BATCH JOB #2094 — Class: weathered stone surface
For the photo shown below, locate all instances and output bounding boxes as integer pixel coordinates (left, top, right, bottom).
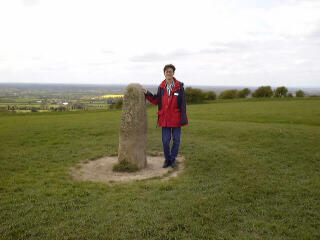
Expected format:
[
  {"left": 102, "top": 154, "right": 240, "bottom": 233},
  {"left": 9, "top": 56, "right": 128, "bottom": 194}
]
[{"left": 118, "top": 83, "right": 147, "bottom": 169}]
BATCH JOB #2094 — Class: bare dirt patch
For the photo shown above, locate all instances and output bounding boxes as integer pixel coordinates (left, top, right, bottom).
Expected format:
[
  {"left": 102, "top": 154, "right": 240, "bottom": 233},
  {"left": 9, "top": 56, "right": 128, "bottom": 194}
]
[{"left": 71, "top": 155, "right": 185, "bottom": 183}]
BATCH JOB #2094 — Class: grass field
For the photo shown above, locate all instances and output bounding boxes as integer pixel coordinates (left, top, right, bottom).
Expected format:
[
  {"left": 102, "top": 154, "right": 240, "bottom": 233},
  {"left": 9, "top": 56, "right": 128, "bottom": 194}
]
[{"left": 1, "top": 98, "right": 320, "bottom": 239}]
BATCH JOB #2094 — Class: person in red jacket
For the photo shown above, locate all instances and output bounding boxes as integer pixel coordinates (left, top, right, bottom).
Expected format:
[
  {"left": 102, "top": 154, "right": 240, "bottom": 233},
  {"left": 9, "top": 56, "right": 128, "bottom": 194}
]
[{"left": 142, "top": 64, "right": 188, "bottom": 168}]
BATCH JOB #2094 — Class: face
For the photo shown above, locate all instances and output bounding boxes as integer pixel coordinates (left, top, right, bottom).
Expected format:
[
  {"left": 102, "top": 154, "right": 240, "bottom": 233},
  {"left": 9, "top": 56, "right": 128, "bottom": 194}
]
[{"left": 164, "top": 68, "right": 174, "bottom": 81}]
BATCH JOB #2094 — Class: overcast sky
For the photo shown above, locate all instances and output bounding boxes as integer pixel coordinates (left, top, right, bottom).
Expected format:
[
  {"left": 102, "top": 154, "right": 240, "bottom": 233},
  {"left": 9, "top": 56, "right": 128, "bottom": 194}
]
[{"left": 0, "top": 0, "right": 319, "bottom": 87}]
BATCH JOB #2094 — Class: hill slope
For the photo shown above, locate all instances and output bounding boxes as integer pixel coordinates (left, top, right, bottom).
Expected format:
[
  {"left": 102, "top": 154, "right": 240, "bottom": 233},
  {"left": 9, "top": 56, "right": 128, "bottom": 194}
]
[{"left": 1, "top": 99, "right": 319, "bottom": 239}]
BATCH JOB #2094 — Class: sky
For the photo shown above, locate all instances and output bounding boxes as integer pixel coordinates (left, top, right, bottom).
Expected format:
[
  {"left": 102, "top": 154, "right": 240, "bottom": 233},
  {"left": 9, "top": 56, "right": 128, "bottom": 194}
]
[{"left": 0, "top": 0, "right": 319, "bottom": 87}]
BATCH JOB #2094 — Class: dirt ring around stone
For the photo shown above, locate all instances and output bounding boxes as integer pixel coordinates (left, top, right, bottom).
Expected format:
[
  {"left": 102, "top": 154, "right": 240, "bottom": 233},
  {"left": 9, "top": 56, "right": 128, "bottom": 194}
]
[{"left": 70, "top": 155, "right": 185, "bottom": 184}]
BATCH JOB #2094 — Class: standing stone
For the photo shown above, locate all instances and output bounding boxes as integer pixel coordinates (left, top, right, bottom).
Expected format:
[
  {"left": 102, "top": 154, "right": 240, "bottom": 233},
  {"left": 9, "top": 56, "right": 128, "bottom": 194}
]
[{"left": 118, "top": 83, "right": 147, "bottom": 169}]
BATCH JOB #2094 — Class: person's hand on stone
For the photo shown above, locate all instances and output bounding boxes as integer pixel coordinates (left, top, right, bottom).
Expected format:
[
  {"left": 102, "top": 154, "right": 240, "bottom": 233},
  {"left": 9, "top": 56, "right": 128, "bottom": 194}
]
[{"left": 142, "top": 88, "right": 147, "bottom": 94}]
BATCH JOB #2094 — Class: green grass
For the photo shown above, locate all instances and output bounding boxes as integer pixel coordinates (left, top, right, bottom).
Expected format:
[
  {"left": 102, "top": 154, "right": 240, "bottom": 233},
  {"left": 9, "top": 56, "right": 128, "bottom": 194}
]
[
  {"left": 0, "top": 99, "right": 320, "bottom": 239},
  {"left": 113, "top": 161, "right": 139, "bottom": 172}
]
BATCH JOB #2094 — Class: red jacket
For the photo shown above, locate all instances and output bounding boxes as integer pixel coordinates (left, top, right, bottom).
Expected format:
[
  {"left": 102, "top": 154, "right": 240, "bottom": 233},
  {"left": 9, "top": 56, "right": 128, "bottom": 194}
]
[{"left": 145, "top": 78, "right": 188, "bottom": 127}]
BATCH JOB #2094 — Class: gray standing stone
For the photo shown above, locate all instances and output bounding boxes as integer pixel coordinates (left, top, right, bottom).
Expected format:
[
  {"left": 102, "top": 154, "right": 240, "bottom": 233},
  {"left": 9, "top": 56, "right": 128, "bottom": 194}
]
[{"left": 118, "top": 83, "right": 147, "bottom": 169}]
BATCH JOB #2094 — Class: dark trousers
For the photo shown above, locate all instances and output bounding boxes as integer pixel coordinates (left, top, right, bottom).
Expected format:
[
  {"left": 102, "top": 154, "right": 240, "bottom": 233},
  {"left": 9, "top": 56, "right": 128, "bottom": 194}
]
[{"left": 162, "top": 127, "right": 181, "bottom": 163}]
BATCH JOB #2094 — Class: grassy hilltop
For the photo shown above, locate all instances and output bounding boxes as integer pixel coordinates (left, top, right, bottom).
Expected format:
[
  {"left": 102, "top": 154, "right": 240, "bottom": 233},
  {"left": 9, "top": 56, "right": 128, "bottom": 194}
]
[{"left": 1, "top": 98, "right": 320, "bottom": 239}]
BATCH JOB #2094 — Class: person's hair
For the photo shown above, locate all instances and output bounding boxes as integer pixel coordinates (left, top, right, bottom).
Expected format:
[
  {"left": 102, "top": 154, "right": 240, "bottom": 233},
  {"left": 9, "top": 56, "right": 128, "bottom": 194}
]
[{"left": 163, "top": 64, "right": 176, "bottom": 73}]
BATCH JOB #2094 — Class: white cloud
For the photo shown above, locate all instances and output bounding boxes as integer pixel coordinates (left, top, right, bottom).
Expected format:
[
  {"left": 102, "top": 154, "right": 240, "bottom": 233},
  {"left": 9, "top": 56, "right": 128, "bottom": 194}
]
[
  {"left": 22, "top": 0, "right": 39, "bottom": 7},
  {"left": 0, "top": 0, "right": 319, "bottom": 87}
]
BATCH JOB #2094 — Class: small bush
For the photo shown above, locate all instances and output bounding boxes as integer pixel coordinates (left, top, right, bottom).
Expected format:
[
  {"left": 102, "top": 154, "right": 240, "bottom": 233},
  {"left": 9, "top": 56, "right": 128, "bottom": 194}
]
[
  {"left": 219, "top": 89, "right": 238, "bottom": 99},
  {"left": 109, "top": 98, "right": 123, "bottom": 109},
  {"left": 114, "top": 99, "right": 123, "bottom": 109},
  {"left": 112, "top": 160, "right": 139, "bottom": 172},
  {"left": 295, "top": 90, "right": 305, "bottom": 97},
  {"left": 287, "top": 93, "right": 293, "bottom": 98},
  {"left": 252, "top": 86, "right": 273, "bottom": 98}
]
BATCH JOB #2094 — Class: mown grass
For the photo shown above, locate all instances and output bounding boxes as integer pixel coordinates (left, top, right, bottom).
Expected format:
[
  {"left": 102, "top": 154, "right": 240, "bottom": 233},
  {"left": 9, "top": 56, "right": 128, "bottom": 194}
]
[{"left": 0, "top": 99, "right": 319, "bottom": 239}]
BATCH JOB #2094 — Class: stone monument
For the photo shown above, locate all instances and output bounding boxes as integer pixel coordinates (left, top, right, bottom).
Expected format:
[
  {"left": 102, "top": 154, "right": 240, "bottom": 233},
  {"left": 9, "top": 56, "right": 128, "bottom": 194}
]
[{"left": 118, "top": 83, "right": 147, "bottom": 169}]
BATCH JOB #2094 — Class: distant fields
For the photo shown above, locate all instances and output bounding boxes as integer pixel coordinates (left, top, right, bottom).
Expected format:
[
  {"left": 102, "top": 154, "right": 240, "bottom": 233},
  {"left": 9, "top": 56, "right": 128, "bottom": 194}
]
[
  {"left": 0, "top": 98, "right": 319, "bottom": 239},
  {"left": 99, "top": 94, "right": 124, "bottom": 98}
]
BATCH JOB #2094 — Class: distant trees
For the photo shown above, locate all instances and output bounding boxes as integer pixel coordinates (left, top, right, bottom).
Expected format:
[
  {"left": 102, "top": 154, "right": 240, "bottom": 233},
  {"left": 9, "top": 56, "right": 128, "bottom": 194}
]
[
  {"left": 180, "top": 85, "right": 310, "bottom": 104},
  {"left": 57, "top": 106, "right": 67, "bottom": 111},
  {"left": 72, "top": 102, "right": 86, "bottom": 110},
  {"left": 237, "top": 88, "right": 251, "bottom": 98},
  {"left": 219, "top": 88, "right": 251, "bottom": 99},
  {"left": 219, "top": 89, "right": 238, "bottom": 99},
  {"left": 185, "top": 87, "right": 219, "bottom": 104},
  {"left": 252, "top": 86, "right": 273, "bottom": 98},
  {"left": 185, "top": 87, "right": 252, "bottom": 102},
  {"left": 204, "top": 91, "right": 217, "bottom": 100},
  {"left": 274, "top": 86, "right": 288, "bottom": 98},
  {"left": 185, "top": 87, "right": 206, "bottom": 104},
  {"left": 295, "top": 90, "right": 305, "bottom": 97},
  {"left": 49, "top": 106, "right": 67, "bottom": 111}
]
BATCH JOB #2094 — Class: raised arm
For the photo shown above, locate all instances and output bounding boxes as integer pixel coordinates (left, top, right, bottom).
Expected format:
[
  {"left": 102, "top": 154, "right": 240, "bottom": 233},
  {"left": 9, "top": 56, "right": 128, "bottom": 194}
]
[{"left": 143, "top": 87, "right": 160, "bottom": 105}]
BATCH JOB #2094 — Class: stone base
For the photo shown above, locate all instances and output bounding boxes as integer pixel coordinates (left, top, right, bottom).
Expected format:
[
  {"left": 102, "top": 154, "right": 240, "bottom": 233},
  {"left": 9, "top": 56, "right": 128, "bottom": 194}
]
[{"left": 71, "top": 155, "right": 184, "bottom": 184}]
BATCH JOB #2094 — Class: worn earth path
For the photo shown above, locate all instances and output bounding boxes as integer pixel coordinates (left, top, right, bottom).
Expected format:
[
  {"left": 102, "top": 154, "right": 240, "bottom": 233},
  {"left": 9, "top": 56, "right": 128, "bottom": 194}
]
[{"left": 71, "top": 155, "right": 185, "bottom": 184}]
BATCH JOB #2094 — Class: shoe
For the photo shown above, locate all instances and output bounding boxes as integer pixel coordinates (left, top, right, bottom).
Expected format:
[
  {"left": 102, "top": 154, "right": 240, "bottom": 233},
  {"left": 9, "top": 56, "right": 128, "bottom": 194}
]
[
  {"left": 171, "top": 160, "right": 178, "bottom": 168},
  {"left": 162, "top": 160, "right": 171, "bottom": 168}
]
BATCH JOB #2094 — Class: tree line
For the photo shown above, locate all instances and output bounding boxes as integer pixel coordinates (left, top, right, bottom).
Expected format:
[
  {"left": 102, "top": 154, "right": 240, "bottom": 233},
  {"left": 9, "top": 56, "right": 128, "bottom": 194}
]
[{"left": 185, "top": 86, "right": 306, "bottom": 104}]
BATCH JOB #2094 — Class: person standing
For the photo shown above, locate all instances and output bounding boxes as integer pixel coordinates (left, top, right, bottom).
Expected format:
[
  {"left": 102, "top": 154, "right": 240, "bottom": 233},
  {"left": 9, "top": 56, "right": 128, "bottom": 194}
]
[{"left": 142, "top": 64, "right": 188, "bottom": 168}]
